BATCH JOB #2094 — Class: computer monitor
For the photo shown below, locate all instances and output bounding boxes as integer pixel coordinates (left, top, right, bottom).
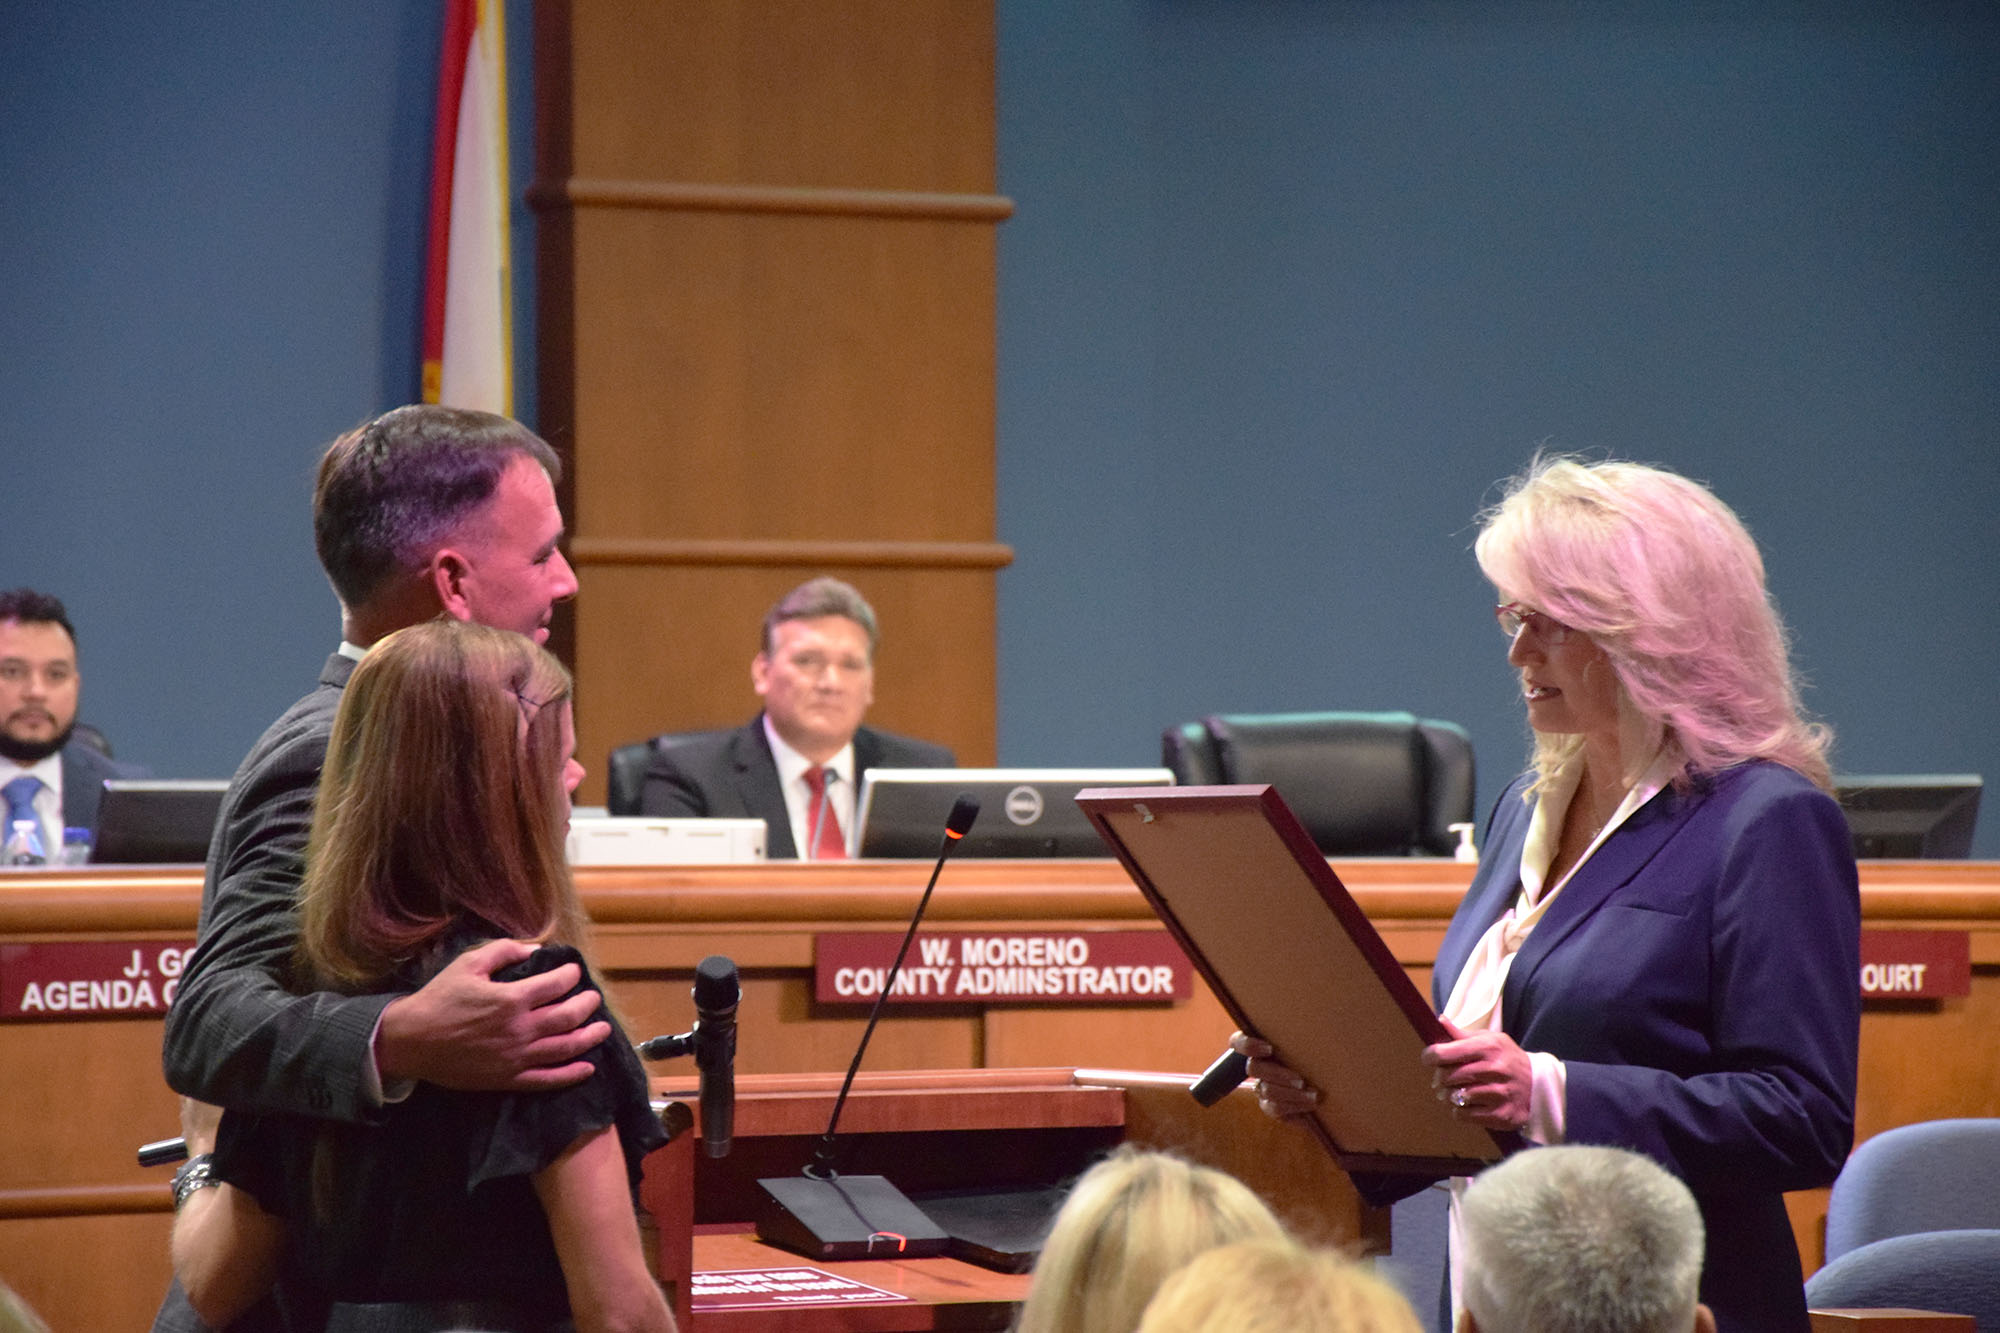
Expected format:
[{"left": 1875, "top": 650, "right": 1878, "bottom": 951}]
[
  {"left": 1834, "top": 774, "right": 1982, "bottom": 859},
  {"left": 856, "top": 768, "right": 1175, "bottom": 858},
  {"left": 90, "top": 779, "right": 230, "bottom": 864}
]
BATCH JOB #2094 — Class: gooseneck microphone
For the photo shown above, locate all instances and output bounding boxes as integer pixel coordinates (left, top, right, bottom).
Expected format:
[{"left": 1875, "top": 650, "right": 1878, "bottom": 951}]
[
  {"left": 754, "top": 794, "right": 980, "bottom": 1260},
  {"left": 639, "top": 954, "right": 740, "bottom": 1158},
  {"left": 811, "top": 793, "right": 978, "bottom": 1178}
]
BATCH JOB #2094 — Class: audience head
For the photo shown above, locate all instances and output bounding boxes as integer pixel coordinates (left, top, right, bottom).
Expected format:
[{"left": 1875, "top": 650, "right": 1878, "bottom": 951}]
[
  {"left": 1014, "top": 1147, "right": 1290, "bottom": 1333},
  {"left": 753, "top": 576, "right": 880, "bottom": 764},
  {"left": 313, "top": 405, "right": 575, "bottom": 644},
  {"left": 1475, "top": 454, "right": 1830, "bottom": 791},
  {"left": 0, "top": 588, "right": 81, "bottom": 765},
  {"left": 1137, "top": 1238, "right": 1423, "bottom": 1333},
  {"left": 1458, "top": 1145, "right": 1713, "bottom": 1333},
  {"left": 299, "top": 620, "right": 586, "bottom": 989},
  {"left": 0, "top": 1280, "right": 50, "bottom": 1333}
]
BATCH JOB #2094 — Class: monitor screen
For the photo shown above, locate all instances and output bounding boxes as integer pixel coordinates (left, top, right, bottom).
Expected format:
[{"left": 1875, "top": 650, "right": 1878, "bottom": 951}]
[
  {"left": 90, "top": 779, "right": 230, "bottom": 864},
  {"left": 1834, "top": 775, "right": 1982, "bottom": 859},
  {"left": 856, "top": 768, "right": 1175, "bottom": 858}
]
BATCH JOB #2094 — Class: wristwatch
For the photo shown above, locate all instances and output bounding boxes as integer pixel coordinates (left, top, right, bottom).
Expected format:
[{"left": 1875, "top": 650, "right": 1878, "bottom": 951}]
[{"left": 171, "top": 1154, "right": 219, "bottom": 1211}]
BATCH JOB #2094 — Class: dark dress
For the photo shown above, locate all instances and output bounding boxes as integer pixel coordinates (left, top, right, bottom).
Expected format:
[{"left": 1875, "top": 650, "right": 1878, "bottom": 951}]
[{"left": 211, "top": 941, "right": 667, "bottom": 1332}]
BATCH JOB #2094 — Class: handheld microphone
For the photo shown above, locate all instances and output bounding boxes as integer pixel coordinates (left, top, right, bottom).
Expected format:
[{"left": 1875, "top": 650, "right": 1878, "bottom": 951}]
[
  {"left": 638, "top": 954, "right": 740, "bottom": 1159},
  {"left": 691, "top": 955, "right": 738, "bottom": 1158},
  {"left": 1188, "top": 1047, "right": 1250, "bottom": 1107},
  {"left": 754, "top": 794, "right": 979, "bottom": 1260},
  {"left": 138, "top": 1136, "right": 189, "bottom": 1168}
]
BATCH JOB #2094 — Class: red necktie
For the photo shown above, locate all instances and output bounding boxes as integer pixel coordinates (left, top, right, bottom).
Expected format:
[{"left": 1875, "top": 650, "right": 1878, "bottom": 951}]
[{"left": 802, "top": 766, "right": 847, "bottom": 860}]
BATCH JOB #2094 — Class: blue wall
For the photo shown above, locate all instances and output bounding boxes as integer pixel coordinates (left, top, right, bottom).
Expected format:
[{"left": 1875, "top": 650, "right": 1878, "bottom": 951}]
[
  {"left": 996, "top": 0, "right": 2000, "bottom": 854},
  {"left": 3, "top": 3, "right": 1996, "bottom": 853}
]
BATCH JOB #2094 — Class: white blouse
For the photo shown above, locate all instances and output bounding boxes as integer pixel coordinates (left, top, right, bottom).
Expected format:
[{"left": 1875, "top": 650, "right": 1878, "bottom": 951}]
[{"left": 1440, "top": 744, "right": 1682, "bottom": 1321}]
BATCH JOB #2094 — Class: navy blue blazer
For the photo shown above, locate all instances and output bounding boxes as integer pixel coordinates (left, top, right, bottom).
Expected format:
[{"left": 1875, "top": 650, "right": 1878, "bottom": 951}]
[
  {"left": 1437, "top": 760, "right": 1859, "bottom": 1333},
  {"left": 636, "top": 715, "right": 954, "bottom": 858}
]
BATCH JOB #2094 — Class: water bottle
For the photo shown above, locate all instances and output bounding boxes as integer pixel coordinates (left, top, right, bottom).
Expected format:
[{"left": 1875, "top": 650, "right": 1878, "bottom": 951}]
[
  {"left": 61, "top": 827, "right": 93, "bottom": 866},
  {"left": 5, "top": 818, "right": 47, "bottom": 866}
]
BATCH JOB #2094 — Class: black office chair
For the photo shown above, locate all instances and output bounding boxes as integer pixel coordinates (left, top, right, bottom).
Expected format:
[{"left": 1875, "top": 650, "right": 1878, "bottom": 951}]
[
  {"left": 1160, "top": 711, "right": 1474, "bottom": 857},
  {"left": 604, "top": 730, "right": 724, "bottom": 817},
  {"left": 70, "top": 722, "right": 115, "bottom": 758}
]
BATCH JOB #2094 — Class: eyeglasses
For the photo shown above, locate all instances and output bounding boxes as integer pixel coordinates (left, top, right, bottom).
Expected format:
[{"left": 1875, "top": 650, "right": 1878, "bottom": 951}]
[{"left": 1495, "top": 602, "right": 1574, "bottom": 645}]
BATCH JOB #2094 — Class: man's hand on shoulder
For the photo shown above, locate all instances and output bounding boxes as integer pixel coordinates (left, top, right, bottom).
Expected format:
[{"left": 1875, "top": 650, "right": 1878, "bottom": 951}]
[{"left": 374, "top": 938, "right": 612, "bottom": 1092}]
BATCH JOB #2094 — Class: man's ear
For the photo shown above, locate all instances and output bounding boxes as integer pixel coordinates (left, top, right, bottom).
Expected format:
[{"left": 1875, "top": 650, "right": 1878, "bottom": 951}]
[
  {"left": 427, "top": 548, "right": 474, "bottom": 623},
  {"left": 751, "top": 652, "right": 771, "bottom": 698},
  {"left": 1692, "top": 1303, "right": 1716, "bottom": 1333},
  {"left": 1456, "top": 1310, "right": 1479, "bottom": 1333}
]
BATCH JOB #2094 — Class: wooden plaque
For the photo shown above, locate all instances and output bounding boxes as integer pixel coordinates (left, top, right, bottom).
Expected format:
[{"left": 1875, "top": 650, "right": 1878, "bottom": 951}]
[{"left": 1078, "top": 784, "right": 1520, "bottom": 1176}]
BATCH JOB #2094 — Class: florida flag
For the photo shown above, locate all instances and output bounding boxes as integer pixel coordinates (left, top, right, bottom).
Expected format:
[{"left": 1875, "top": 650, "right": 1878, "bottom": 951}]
[{"left": 422, "top": 0, "right": 512, "bottom": 413}]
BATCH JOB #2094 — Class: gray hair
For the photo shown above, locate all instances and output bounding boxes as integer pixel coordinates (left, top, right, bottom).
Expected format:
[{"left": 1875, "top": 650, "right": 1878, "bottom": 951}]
[
  {"left": 760, "top": 577, "right": 879, "bottom": 658},
  {"left": 1459, "top": 1146, "right": 1704, "bottom": 1333},
  {"left": 312, "top": 405, "right": 560, "bottom": 611}
]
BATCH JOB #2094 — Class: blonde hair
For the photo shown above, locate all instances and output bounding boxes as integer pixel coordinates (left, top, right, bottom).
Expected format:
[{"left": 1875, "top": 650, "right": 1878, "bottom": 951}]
[
  {"left": 1475, "top": 455, "right": 1832, "bottom": 793},
  {"left": 297, "top": 620, "right": 586, "bottom": 989},
  {"left": 1014, "top": 1148, "right": 1290, "bottom": 1333},
  {"left": 1136, "top": 1238, "right": 1422, "bottom": 1333}
]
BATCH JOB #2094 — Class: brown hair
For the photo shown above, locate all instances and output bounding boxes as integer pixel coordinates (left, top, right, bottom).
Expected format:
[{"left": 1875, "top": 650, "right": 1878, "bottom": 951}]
[
  {"left": 760, "top": 576, "right": 879, "bottom": 658},
  {"left": 297, "top": 620, "right": 585, "bottom": 989}
]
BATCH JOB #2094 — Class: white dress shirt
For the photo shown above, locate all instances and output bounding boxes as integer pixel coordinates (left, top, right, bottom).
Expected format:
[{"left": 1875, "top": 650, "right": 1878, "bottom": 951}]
[{"left": 762, "top": 717, "right": 857, "bottom": 858}]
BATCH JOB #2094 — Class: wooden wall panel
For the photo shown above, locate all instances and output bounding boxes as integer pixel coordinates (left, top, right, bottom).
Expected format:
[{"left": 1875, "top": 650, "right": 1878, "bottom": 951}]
[
  {"left": 537, "top": 0, "right": 1010, "bottom": 805},
  {"left": 568, "top": 210, "right": 997, "bottom": 541},
  {"left": 566, "top": 0, "right": 993, "bottom": 189}
]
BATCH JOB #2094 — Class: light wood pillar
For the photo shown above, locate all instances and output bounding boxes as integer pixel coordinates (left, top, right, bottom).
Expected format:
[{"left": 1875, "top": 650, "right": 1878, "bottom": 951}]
[{"left": 532, "top": 0, "right": 1013, "bottom": 801}]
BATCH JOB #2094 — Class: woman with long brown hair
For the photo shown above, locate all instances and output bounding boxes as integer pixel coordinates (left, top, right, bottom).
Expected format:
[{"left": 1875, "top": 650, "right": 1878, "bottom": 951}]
[{"left": 172, "top": 620, "right": 673, "bottom": 1332}]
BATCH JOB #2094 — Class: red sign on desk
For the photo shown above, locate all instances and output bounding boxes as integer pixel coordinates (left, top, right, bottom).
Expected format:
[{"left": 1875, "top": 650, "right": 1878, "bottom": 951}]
[
  {"left": 815, "top": 930, "right": 1191, "bottom": 1005},
  {"left": 691, "top": 1268, "right": 909, "bottom": 1312},
  {"left": 1858, "top": 930, "right": 1971, "bottom": 999},
  {"left": 0, "top": 940, "right": 198, "bottom": 1020}
]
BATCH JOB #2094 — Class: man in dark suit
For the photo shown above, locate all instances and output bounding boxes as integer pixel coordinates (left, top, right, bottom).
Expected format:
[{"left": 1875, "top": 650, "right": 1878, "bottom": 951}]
[
  {"left": 154, "top": 406, "right": 605, "bottom": 1331},
  {"left": 0, "top": 588, "right": 148, "bottom": 859},
  {"left": 639, "top": 577, "right": 952, "bottom": 858}
]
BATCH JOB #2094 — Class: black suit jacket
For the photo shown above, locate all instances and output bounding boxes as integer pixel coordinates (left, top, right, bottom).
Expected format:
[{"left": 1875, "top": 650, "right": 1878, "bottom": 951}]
[
  {"left": 57, "top": 738, "right": 148, "bottom": 836},
  {"left": 160, "top": 654, "right": 391, "bottom": 1122},
  {"left": 636, "top": 715, "right": 954, "bottom": 857}
]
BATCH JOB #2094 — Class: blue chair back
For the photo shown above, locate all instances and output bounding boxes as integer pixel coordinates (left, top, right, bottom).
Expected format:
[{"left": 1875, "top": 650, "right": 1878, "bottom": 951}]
[
  {"left": 1824, "top": 1119, "right": 2000, "bottom": 1263},
  {"left": 1805, "top": 1229, "right": 2000, "bottom": 1327}
]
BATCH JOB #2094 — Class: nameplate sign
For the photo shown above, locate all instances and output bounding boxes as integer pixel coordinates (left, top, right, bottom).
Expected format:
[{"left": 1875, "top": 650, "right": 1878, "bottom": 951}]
[
  {"left": 1858, "top": 930, "right": 1971, "bottom": 999},
  {"left": 692, "top": 1268, "right": 909, "bottom": 1312},
  {"left": 815, "top": 930, "right": 1191, "bottom": 1005},
  {"left": 0, "top": 941, "right": 198, "bottom": 1020}
]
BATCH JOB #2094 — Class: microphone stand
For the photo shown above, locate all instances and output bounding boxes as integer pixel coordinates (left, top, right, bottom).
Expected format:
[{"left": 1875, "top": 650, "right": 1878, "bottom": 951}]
[{"left": 754, "top": 795, "right": 979, "bottom": 1261}]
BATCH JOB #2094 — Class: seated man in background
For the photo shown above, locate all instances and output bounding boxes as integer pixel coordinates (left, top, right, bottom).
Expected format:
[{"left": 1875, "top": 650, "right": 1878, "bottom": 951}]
[
  {"left": 639, "top": 576, "right": 952, "bottom": 858},
  {"left": 0, "top": 587, "right": 147, "bottom": 859},
  {"left": 1458, "top": 1144, "right": 1714, "bottom": 1333}
]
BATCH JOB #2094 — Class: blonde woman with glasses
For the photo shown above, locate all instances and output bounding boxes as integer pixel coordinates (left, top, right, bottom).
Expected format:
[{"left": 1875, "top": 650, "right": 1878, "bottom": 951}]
[{"left": 1238, "top": 456, "right": 1858, "bottom": 1333}]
